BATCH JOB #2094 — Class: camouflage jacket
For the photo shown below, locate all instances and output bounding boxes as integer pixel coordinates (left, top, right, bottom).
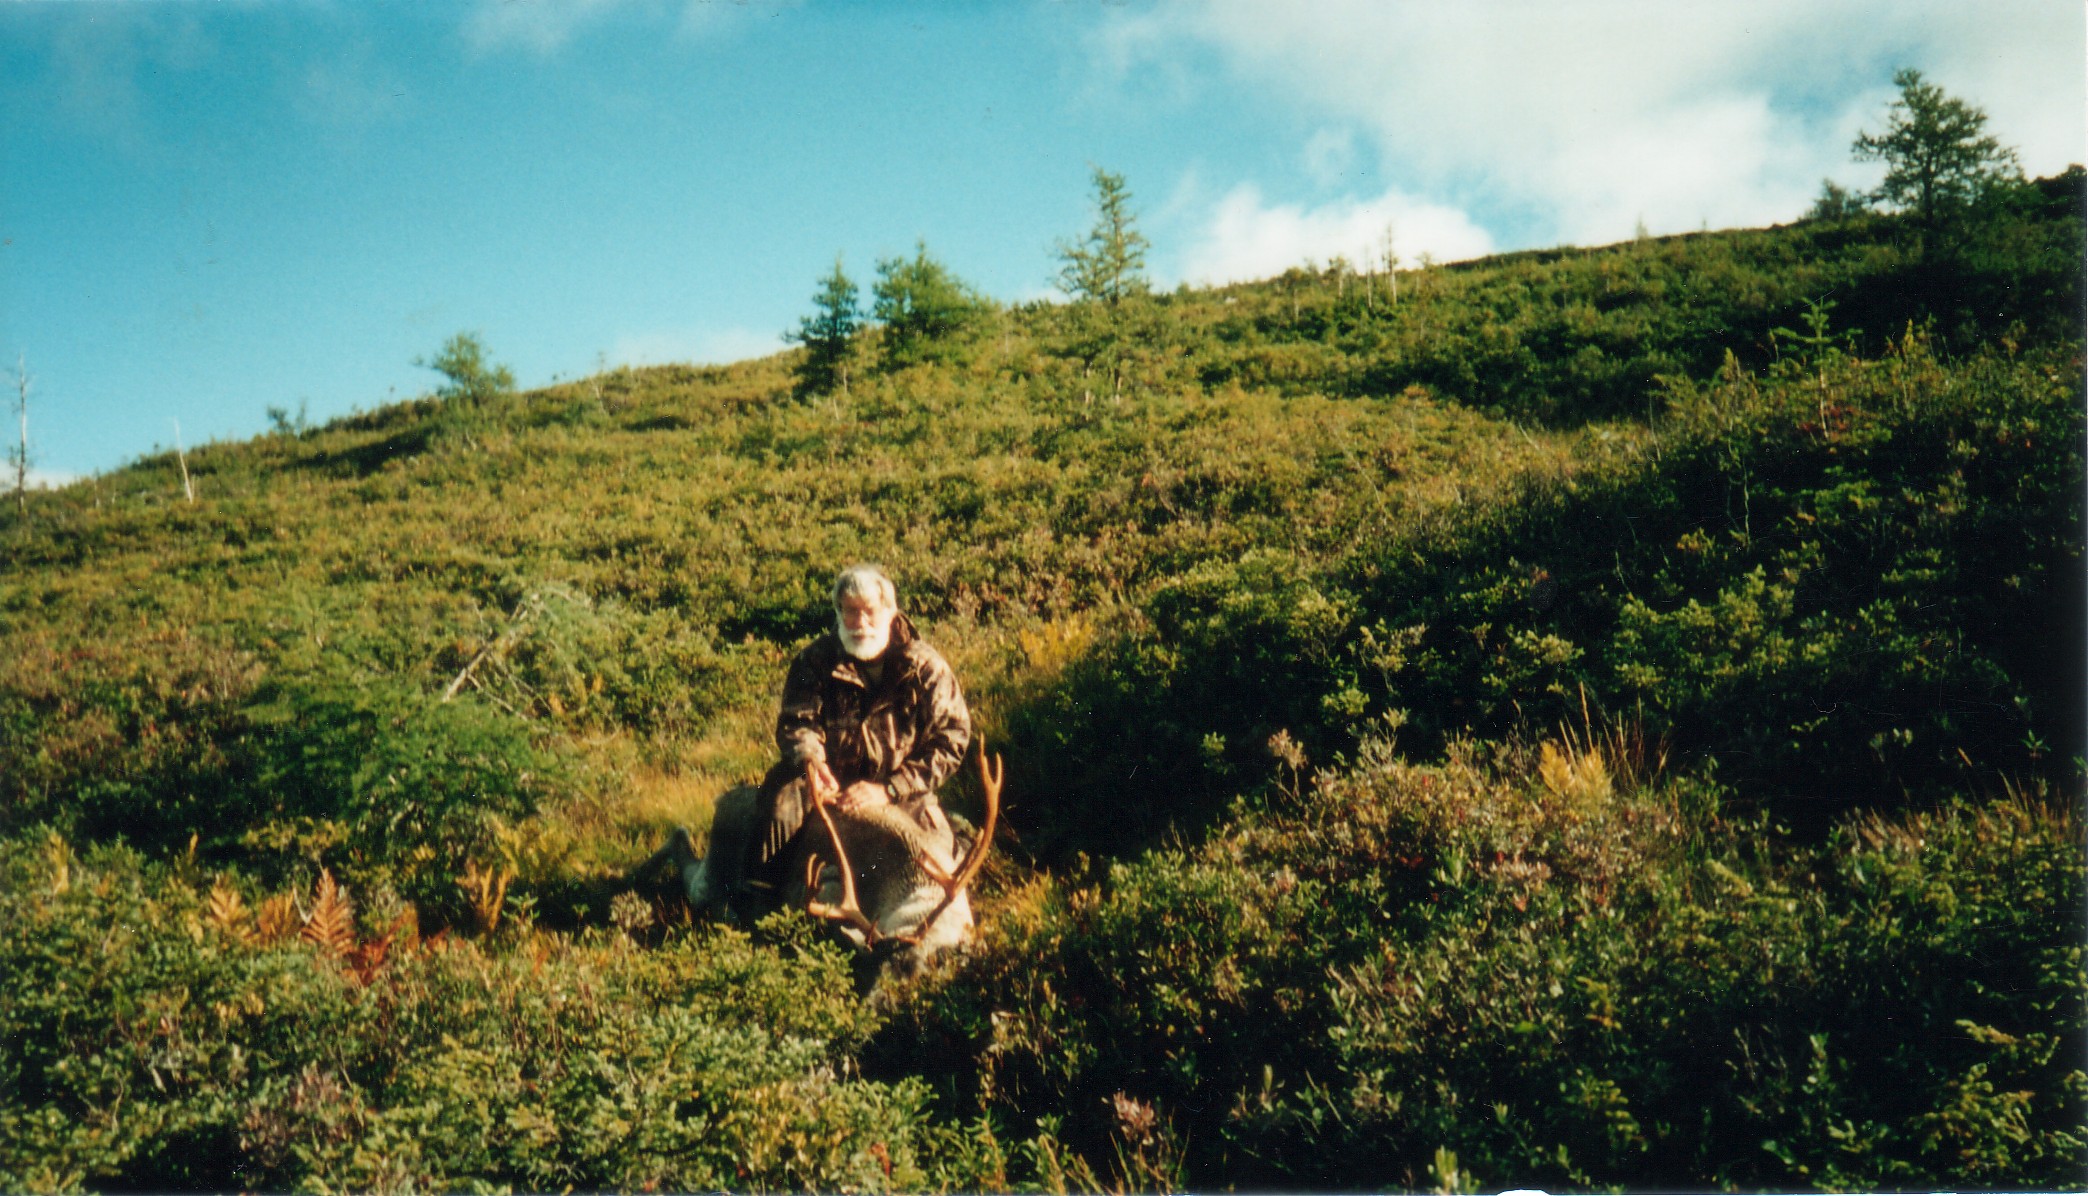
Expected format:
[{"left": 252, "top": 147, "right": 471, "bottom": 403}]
[{"left": 776, "top": 613, "right": 970, "bottom": 805}]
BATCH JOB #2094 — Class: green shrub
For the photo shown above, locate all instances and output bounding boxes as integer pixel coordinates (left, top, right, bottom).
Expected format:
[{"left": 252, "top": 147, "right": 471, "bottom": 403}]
[
  {"left": 1338, "top": 338, "right": 2083, "bottom": 814},
  {"left": 227, "top": 669, "right": 558, "bottom": 907},
  {"left": 0, "top": 836, "right": 1010, "bottom": 1193},
  {"left": 878, "top": 737, "right": 2087, "bottom": 1191},
  {"left": 0, "top": 630, "right": 566, "bottom": 911},
  {"left": 0, "top": 188, "right": 2079, "bottom": 1191},
  {"left": 0, "top": 629, "right": 263, "bottom": 845}
]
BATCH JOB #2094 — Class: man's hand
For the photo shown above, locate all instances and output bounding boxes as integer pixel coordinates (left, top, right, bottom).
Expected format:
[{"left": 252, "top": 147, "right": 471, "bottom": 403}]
[
  {"left": 806, "top": 760, "right": 840, "bottom": 804},
  {"left": 836, "top": 780, "right": 890, "bottom": 812}
]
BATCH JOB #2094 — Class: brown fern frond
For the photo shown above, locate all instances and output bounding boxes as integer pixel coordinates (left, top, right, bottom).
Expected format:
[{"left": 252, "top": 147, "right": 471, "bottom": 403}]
[
  {"left": 457, "top": 860, "right": 512, "bottom": 935},
  {"left": 345, "top": 934, "right": 392, "bottom": 986},
  {"left": 300, "top": 868, "right": 357, "bottom": 957},
  {"left": 205, "top": 874, "right": 252, "bottom": 945},
  {"left": 255, "top": 893, "right": 299, "bottom": 945}
]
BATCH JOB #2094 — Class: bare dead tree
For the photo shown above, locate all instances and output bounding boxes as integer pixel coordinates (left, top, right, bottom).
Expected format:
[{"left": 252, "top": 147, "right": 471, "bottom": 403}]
[
  {"left": 10, "top": 355, "right": 27, "bottom": 518},
  {"left": 172, "top": 418, "right": 194, "bottom": 504},
  {"left": 1380, "top": 223, "right": 1402, "bottom": 307}
]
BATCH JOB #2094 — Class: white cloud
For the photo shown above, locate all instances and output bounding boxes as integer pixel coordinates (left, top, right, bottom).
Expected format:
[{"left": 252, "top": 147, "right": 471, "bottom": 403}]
[
  {"left": 464, "top": 0, "right": 630, "bottom": 55},
  {"left": 1106, "top": 1, "right": 2085, "bottom": 248},
  {"left": 609, "top": 324, "right": 782, "bottom": 368},
  {"left": 1302, "top": 128, "right": 1358, "bottom": 187},
  {"left": 1178, "top": 184, "right": 1495, "bottom": 287},
  {"left": 20, "top": 468, "right": 80, "bottom": 492},
  {"left": 462, "top": 0, "right": 783, "bottom": 55}
]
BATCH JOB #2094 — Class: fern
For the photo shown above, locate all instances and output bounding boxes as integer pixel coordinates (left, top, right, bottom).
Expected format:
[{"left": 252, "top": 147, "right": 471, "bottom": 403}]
[
  {"left": 254, "top": 893, "right": 299, "bottom": 945},
  {"left": 345, "top": 935, "right": 391, "bottom": 986},
  {"left": 205, "top": 874, "right": 251, "bottom": 944},
  {"left": 299, "top": 868, "right": 357, "bottom": 957},
  {"left": 384, "top": 903, "right": 421, "bottom": 951},
  {"left": 457, "top": 860, "right": 512, "bottom": 935}
]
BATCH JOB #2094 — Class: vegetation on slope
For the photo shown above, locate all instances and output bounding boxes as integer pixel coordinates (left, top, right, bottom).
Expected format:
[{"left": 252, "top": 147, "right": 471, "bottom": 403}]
[
  {"left": 878, "top": 740, "right": 2084, "bottom": 1191},
  {"left": 0, "top": 164, "right": 2081, "bottom": 1190}
]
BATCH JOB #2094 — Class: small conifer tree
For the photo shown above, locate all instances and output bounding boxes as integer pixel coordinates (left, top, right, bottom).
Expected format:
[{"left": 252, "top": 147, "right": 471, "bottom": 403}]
[
  {"left": 1056, "top": 167, "right": 1150, "bottom": 305},
  {"left": 786, "top": 256, "right": 861, "bottom": 396},
  {"left": 1807, "top": 178, "right": 1870, "bottom": 221},
  {"left": 871, "top": 242, "right": 988, "bottom": 369}
]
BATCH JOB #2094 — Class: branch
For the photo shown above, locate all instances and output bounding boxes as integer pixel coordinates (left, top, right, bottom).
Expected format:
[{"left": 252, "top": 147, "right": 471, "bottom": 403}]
[{"left": 441, "top": 598, "right": 533, "bottom": 702}]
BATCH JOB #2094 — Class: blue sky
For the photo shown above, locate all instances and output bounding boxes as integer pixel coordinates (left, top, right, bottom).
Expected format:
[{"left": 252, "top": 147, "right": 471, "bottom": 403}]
[{"left": 4, "top": 0, "right": 2082, "bottom": 480}]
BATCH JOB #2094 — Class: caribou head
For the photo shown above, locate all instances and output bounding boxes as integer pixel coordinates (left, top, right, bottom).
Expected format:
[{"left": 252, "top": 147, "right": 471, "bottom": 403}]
[
  {"left": 800, "top": 748, "right": 1001, "bottom": 963},
  {"left": 644, "top": 745, "right": 1002, "bottom": 982}
]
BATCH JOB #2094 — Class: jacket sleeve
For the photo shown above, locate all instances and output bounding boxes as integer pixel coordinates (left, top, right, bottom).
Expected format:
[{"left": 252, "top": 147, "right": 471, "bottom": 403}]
[
  {"left": 886, "top": 653, "right": 970, "bottom": 803},
  {"left": 776, "top": 644, "right": 829, "bottom": 768}
]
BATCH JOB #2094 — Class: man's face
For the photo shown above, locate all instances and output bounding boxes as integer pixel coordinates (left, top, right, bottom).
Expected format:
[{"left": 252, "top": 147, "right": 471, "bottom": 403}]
[{"left": 837, "top": 593, "right": 897, "bottom": 660}]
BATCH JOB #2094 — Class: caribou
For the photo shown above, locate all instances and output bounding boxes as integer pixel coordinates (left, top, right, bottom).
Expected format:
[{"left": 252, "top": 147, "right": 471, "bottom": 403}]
[{"left": 639, "top": 745, "right": 1001, "bottom": 982}]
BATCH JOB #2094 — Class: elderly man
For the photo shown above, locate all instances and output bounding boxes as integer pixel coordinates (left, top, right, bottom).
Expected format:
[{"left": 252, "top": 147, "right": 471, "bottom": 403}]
[{"left": 736, "top": 564, "right": 971, "bottom": 909}]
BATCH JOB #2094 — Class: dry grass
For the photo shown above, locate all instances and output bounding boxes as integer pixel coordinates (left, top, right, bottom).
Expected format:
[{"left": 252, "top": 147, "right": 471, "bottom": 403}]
[
  {"left": 1557, "top": 685, "right": 1671, "bottom": 795},
  {"left": 620, "top": 766, "right": 729, "bottom": 844},
  {"left": 456, "top": 860, "right": 513, "bottom": 935},
  {"left": 533, "top": 703, "right": 773, "bottom": 879}
]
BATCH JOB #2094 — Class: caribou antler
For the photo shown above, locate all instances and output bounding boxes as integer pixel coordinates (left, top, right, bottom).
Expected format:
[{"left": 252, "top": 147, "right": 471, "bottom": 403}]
[
  {"left": 802, "top": 765, "right": 885, "bottom": 945},
  {"left": 901, "top": 741, "right": 1002, "bottom": 944}
]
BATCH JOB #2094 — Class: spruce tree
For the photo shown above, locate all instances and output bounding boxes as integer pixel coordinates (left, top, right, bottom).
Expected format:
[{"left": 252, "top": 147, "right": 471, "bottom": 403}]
[
  {"left": 787, "top": 256, "right": 861, "bottom": 396},
  {"left": 1056, "top": 167, "right": 1150, "bottom": 305},
  {"left": 871, "top": 242, "right": 987, "bottom": 369}
]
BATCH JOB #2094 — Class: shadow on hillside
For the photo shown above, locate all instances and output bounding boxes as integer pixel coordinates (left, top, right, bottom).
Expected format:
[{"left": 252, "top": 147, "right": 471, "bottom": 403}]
[
  {"left": 972, "top": 645, "right": 1250, "bottom": 874},
  {"left": 625, "top": 413, "right": 695, "bottom": 432},
  {"left": 296, "top": 425, "right": 435, "bottom": 477}
]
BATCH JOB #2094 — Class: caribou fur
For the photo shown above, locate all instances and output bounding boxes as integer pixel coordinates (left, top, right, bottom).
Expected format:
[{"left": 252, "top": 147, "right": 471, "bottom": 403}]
[{"left": 641, "top": 748, "right": 1000, "bottom": 980}]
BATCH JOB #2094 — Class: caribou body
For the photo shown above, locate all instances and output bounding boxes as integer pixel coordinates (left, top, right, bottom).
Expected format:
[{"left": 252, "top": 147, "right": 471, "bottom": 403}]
[{"left": 644, "top": 748, "right": 1001, "bottom": 980}]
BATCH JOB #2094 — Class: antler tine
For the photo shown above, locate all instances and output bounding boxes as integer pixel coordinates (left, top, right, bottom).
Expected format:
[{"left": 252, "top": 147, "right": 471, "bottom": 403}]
[
  {"left": 802, "top": 764, "right": 882, "bottom": 946},
  {"left": 805, "top": 884, "right": 882, "bottom": 944},
  {"left": 899, "top": 740, "right": 1002, "bottom": 944},
  {"left": 802, "top": 851, "right": 823, "bottom": 899},
  {"left": 946, "top": 745, "right": 1001, "bottom": 897}
]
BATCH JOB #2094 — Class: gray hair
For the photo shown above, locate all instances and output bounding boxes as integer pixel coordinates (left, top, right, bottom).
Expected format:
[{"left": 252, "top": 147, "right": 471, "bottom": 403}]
[{"left": 832, "top": 564, "right": 897, "bottom": 611}]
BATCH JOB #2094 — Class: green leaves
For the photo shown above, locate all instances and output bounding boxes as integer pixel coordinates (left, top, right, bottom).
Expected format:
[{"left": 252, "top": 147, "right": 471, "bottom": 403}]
[
  {"left": 871, "top": 241, "right": 991, "bottom": 369},
  {"left": 419, "top": 332, "right": 516, "bottom": 410},
  {"left": 887, "top": 742, "right": 2087, "bottom": 1191},
  {"left": 0, "top": 838, "right": 986, "bottom": 1193},
  {"left": 1855, "top": 68, "right": 2023, "bottom": 228},
  {"left": 235, "top": 670, "right": 555, "bottom": 904}
]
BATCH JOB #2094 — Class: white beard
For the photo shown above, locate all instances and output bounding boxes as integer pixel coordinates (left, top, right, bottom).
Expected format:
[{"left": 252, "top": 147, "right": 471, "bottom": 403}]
[{"left": 838, "top": 616, "right": 891, "bottom": 661}]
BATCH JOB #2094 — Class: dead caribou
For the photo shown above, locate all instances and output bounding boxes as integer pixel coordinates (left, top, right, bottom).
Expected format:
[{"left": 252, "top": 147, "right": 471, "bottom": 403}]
[{"left": 637, "top": 746, "right": 1001, "bottom": 983}]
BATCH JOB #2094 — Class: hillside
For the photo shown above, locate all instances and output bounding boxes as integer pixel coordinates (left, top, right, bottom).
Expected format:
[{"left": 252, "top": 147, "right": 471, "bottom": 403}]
[{"left": 1, "top": 185, "right": 2083, "bottom": 1191}]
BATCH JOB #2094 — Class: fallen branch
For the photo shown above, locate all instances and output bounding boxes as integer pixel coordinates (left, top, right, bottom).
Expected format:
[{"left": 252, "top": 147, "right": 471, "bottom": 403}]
[{"left": 441, "top": 599, "right": 532, "bottom": 703}]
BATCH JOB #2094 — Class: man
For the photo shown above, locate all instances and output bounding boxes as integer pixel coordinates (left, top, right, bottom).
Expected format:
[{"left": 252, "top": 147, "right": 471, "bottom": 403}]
[{"left": 738, "top": 564, "right": 971, "bottom": 908}]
